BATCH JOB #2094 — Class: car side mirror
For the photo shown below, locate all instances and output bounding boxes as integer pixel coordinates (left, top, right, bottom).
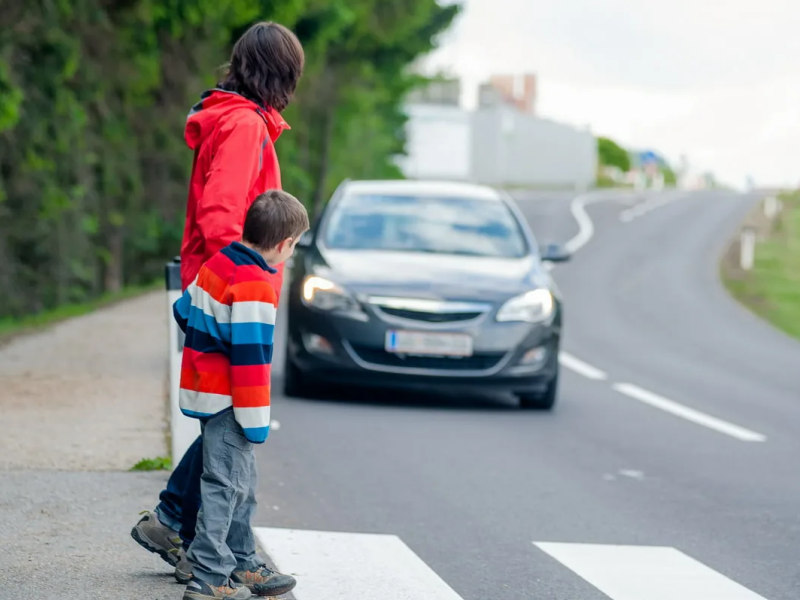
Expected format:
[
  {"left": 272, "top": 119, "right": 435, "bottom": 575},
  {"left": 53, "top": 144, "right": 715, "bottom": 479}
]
[
  {"left": 541, "top": 243, "right": 571, "bottom": 263},
  {"left": 297, "top": 230, "right": 313, "bottom": 248}
]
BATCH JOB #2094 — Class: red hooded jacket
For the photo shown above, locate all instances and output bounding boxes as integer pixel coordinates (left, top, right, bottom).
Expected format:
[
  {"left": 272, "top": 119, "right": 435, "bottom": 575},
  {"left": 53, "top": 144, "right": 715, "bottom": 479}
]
[{"left": 180, "top": 89, "right": 290, "bottom": 291}]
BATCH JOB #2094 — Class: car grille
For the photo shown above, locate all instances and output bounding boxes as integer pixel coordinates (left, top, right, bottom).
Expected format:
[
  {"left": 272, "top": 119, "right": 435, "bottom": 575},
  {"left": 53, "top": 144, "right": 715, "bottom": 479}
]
[
  {"left": 349, "top": 344, "right": 505, "bottom": 371},
  {"left": 376, "top": 307, "right": 483, "bottom": 323}
]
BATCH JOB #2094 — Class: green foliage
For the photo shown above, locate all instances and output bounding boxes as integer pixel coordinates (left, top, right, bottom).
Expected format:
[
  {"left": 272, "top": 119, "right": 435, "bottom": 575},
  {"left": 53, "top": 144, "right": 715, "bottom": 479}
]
[
  {"left": 131, "top": 456, "right": 173, "bottom": 471},
  {"left": 723, "top": 191, "right": 800, "bottom": 339},
  {"left": 0, "top": 0, "right": 458, "bottom": 319},
  {"left": 597, "top": 136, "right": 631, "bottom": 172}
]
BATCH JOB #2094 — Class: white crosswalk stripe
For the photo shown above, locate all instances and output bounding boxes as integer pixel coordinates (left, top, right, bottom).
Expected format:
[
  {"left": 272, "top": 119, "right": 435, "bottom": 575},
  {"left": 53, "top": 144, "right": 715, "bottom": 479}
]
[
  {"left": 252, "top": 526, "right": 771, "bottom": 600},
  {"left": 253, "top": 527, "right": 464, "bottom": 600},
  {"left": 534, "top": 542, "right": 769, "bottom": 600}
]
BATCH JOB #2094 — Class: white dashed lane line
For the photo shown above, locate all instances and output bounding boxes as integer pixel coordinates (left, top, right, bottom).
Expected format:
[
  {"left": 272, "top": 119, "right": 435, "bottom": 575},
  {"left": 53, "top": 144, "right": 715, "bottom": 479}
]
[{"left": 613, "top": 383, "right": 767, "bottom": 443}]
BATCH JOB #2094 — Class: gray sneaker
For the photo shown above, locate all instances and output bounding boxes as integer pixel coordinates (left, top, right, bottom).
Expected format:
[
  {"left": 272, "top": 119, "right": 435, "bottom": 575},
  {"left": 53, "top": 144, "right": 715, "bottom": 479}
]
[
  {"left": 183, "top": 577, "right": 252, "bottom": 600},
  {"left": 131, "top": 510, "right": 183, "bottom": 566},
  {"left": 175, "top": 551, "right": 193, "bottom": 584}
]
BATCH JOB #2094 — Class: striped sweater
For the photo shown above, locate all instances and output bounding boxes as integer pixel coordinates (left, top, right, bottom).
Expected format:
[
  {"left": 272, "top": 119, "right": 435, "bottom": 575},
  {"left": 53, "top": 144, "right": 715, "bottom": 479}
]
[{"left": 173, "top": 242, "right": 277, "bottom": 443}]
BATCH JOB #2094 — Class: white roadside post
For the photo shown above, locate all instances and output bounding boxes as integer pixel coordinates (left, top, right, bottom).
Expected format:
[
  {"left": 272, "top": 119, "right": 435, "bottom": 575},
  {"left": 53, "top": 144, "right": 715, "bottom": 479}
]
[
  {"left": 165, "top": 257, "right": 201, "bottom": 466},
  {"left": 764, "top": 196, "right": 779, "bottom": 219},
  {"left": 740, "top": 226, "right": 756, "bottom": 271}
]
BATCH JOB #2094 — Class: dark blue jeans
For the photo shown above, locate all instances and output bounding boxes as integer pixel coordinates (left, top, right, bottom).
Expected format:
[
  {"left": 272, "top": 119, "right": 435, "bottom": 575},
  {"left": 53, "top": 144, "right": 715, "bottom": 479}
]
[{"left": 155, "top": 435, "right": 203, "bottom": 548}]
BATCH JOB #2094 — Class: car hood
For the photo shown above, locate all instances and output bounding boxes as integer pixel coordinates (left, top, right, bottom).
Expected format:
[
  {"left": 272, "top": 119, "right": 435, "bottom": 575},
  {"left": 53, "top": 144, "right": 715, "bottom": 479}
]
[{"left": 310, "top": 249, "right": 550, "bottom": 303}]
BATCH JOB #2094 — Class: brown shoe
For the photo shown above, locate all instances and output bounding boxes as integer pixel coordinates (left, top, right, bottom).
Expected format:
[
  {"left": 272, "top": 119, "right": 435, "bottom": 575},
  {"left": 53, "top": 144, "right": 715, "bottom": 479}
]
[
  {"left": 232, "top": 565, "right": 297, "bottom": 597},
  {"left": 183, "top": 577, "right": 252, "bottom": 599},
  {"left": 130, "top": 511, "right": 183, "bottom": 566}
]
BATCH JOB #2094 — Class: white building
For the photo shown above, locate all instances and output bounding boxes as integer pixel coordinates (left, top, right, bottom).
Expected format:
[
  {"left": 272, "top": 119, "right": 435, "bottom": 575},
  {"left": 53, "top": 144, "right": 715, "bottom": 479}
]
[{"left": 398, "top": 78, "right": 597, "bottom": 189}]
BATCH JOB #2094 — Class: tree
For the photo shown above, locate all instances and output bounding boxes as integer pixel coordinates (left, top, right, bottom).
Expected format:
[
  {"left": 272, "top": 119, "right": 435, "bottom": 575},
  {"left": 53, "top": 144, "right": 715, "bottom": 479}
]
[
  {"left": 0, "top": 0, "right": 459, "bottom": 319},
  {"left": 597, "top": 136, "right": 631, "bottom": 172}
]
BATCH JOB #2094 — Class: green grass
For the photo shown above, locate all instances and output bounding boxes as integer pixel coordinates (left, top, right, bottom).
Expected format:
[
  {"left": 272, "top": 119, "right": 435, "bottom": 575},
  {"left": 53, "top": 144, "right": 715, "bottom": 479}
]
[
  {"left": 130, "top": 456, "right": 173, "bottom": 471},
  {"left": 0, "top": 281, "right": 160, "bottom": 343},
  {"left": 723, "top": 192, "right": 800, "bottom": 339}
]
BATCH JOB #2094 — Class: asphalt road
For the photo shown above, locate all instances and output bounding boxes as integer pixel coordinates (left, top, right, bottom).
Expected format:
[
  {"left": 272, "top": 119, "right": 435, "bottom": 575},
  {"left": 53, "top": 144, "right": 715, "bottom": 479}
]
[{"left": 253, "top": 189, "right": 800, "bottom": 600}]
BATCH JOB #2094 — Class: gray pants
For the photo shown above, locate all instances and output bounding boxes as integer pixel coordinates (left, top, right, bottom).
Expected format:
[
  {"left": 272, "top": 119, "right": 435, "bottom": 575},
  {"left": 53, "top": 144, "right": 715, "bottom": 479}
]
[{"left": 186, "top": 409, "right": 261, "bottom": 586}]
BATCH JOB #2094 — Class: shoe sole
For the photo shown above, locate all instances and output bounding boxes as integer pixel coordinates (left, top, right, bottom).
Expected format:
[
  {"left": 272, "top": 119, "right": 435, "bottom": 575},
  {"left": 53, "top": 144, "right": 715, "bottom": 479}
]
[
  {"left": 131, "top": 525, "right": 181, "bottom": 566},
  {"left": 248, "top": 580, "right": 297, "bottom": 597}
]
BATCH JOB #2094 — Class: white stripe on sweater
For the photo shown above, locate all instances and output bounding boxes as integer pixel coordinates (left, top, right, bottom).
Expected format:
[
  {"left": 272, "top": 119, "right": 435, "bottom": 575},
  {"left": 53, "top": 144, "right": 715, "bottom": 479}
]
[
  {"left": 234, "top": 406, "right": 271, "bottom": 430},
  {"left": 179, "top": 389, "right": 232, "bottom": 415},
  {"left": 231, "top": 301, "right": 277, "bottom": 325}
]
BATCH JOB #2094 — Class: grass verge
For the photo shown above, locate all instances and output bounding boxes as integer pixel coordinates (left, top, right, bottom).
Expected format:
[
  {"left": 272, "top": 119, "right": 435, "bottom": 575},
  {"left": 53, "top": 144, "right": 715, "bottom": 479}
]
[
  {"left": 130, "top": 456, "right": 173, "bottom": 471},
  {"left": 723, "top": 191, "right": 800, "bottom": 339},
  {"left": 0, "top": 281, "right": 160, "bottom": 344}
]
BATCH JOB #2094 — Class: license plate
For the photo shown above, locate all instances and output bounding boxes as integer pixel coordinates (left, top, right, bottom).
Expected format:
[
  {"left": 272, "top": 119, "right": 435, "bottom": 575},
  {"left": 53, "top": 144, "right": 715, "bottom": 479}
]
[{"left": 385, "top": 330, "right": 473, "bottom": 357}]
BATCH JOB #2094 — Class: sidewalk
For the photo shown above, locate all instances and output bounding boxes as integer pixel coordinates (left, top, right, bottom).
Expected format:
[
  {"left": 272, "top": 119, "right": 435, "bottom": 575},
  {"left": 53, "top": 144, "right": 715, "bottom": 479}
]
[{"left": 0, "top": 291, "right": 183, "bottom": 598}]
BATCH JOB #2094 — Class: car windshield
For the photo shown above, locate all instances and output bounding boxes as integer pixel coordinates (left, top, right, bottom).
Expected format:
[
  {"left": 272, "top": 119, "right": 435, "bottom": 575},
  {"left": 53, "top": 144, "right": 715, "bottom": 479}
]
[{"left": 323, "top": 193, "right": 529, "bottom": 258}]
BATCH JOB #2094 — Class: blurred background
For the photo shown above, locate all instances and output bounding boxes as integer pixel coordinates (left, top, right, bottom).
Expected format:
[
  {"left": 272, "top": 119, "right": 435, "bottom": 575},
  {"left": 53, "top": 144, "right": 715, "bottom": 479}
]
[
  {"left": 2, "top": 2, "right": 800, "bottom": 599},
  {"left": 2, "top": 0, "right": 797, "bottom": 326}
]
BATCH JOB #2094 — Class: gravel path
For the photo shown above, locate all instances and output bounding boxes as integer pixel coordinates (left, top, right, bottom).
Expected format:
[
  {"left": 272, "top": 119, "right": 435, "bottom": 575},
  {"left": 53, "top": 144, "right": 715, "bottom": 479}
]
[
  {"left": 0, "top": 291, "right": 168, "bottom": 470},
  {"left": 0, "top": 292, "right": 185, "bottom": 597},
  {"left": 0, "top": 470, "right": 178, "bottom": 599}
]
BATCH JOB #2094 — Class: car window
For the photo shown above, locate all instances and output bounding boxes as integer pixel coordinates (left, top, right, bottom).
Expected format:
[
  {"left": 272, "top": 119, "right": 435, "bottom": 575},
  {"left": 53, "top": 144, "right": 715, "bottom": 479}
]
[{"left": 323, "top": 193, "right": 529, "bottom": 258}]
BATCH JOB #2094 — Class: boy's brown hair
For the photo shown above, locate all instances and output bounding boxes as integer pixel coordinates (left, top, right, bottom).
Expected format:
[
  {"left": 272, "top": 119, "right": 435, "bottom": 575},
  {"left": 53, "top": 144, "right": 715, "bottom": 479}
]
[
  {"left": 243, "top": 190, "right": 309, "bottom": 251},
  {"left": 218, "top": 22, "right": 304, "bottom": 112}
]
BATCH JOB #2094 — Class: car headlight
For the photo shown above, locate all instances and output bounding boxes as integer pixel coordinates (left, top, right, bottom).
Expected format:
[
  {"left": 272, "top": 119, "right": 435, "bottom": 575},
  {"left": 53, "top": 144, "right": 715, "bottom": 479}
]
[
  {"left": 301, "top": 276, "right": 365, "bottom": 317},
  {"left": 496, "top": 289, "right": 554, "bottom": 323}
]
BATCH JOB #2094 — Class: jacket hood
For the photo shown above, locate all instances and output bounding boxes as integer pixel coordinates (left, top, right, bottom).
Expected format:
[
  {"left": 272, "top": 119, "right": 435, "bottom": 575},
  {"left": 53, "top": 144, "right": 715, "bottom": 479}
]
[{"left": 184, "top": 89, "right": 290, "bottom": 150}]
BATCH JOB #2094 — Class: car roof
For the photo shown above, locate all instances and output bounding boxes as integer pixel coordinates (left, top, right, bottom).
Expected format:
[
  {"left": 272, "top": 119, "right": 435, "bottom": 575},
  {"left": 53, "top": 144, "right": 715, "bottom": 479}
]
[{"left": 342, "top": 179, "right": 504, "bottom": 202}]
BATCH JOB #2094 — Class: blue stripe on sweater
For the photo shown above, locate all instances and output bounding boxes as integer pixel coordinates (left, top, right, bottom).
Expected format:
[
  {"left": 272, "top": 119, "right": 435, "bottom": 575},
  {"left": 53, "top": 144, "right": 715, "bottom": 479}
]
[
  {"left": 231, "top": 321, "right": 274, "bottom": 345},
  {"left": 187, "top": 305, "right": 231, "bottom": 341},
  {"left": 184, "top": 328, "right": 228, "bottom": 355},
  {"left": 243, "top": 426, "right": 269, "bottom": 443},
  {"left": 230, "top": 342, "right": 273, "bottom": 366}
]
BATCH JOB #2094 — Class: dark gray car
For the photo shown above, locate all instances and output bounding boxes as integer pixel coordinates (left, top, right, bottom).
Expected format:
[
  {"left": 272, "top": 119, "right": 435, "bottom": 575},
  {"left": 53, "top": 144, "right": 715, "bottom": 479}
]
[{"left": 284, "top": 180, "right": 570, "bottom": 409}]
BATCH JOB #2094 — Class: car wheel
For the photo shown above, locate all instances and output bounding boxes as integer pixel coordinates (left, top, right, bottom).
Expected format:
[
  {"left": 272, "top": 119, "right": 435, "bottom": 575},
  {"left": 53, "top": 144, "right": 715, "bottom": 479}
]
[
  {"left": 282, "top": 357, "right": 316, "bottom": 398},
  {"left": 517, "top": 372, "right": 559, "bottom": 410}
]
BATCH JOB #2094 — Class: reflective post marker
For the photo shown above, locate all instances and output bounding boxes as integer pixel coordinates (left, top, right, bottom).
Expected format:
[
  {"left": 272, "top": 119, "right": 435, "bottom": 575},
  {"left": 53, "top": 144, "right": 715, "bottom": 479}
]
[{"left": 165, "top": 257, "right": 200, "bottom": 465}]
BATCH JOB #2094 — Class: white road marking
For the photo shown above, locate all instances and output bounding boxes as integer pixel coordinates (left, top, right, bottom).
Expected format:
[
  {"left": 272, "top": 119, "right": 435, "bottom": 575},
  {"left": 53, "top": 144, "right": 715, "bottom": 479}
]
[
  {"left": 253, "top": 528, "right": 464, "bottom": 600},
  {"left": 564, "top": 193, "right": 604, "bottom": 253},
  {"left": 270, "top": 419, "right": 281, "bottom": 431},
  {"left": 534, "top": 542, "right": 768, "bottom": 600},
  {"left": 612, "top": 383, "right": 767, "bottom": 442},
  {"left": 619, "top": 191, "right": 686, "bottom": 223},
  {"left": 559, "top": 352, "right": 608, "bottom": 380}
]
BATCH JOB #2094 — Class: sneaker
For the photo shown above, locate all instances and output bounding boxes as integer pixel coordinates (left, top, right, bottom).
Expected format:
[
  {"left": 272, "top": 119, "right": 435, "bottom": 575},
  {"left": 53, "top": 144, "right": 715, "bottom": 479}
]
[
  {"left": 183, "top": 577, "right": 252, "bottom": 600},
  {"left": 130, "top": 510, "right": 183, "bottom": 566},
  {"left": 175, "top": 551, "right": 192, "bottom": 584},
  {"left": 232, "top": 565, "right": 297, "bottom": 597}
]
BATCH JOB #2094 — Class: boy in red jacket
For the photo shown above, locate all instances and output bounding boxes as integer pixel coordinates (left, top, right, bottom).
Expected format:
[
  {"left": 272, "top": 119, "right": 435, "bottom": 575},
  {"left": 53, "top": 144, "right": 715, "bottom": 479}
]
[{"left": 131, "top": 22, "right": 304, "bottom": 595}]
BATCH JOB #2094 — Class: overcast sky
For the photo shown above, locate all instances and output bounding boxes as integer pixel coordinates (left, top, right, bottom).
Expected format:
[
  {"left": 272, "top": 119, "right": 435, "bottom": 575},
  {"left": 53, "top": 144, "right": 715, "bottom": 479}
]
[{"left": 424, "top": 0, "right": 800, "bottom": 188}]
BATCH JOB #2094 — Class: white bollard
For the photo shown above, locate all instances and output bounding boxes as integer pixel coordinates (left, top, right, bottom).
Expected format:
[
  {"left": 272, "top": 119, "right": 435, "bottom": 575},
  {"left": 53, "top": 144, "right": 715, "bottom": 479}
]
[
  {"left": 764, "top": 196, "right": 778, "bottom": 219},
  {"left": 165, "top": 257, "right": 201, "bottom": 466},
  {"left": 740, "top": 227, "right": 756, "bottom": 271}
]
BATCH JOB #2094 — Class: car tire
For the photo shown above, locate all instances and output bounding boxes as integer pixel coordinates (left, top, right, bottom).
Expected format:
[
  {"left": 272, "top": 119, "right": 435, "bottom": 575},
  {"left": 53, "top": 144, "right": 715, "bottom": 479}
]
[
  {"left": 517, "top": 372, "right": 559, "bottom": 410},
  {"left": 283, "top": 357, "right": 316, "bottom": 398}
]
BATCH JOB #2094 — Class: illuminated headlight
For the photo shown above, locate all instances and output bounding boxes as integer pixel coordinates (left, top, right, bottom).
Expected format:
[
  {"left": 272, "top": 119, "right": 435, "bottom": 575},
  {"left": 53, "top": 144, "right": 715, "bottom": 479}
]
[
  {"left": 301, "top": 276, "right": 365, "bottom": 318},
  {"left": 496, "top": 289, "right": 554, "bottom": 323}
]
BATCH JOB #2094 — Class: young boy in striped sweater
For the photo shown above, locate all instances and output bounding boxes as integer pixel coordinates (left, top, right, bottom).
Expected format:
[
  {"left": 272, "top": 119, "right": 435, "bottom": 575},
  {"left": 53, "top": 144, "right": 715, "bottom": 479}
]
[{"left": 174, "top": 190, "right": 309, "bottom": 600}]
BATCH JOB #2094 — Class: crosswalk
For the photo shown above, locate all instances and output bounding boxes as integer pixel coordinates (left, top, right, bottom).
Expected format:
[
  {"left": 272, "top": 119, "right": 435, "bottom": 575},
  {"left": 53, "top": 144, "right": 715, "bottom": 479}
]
[{"left": 253, "top": 527, "right": 770, "bottom": 600}]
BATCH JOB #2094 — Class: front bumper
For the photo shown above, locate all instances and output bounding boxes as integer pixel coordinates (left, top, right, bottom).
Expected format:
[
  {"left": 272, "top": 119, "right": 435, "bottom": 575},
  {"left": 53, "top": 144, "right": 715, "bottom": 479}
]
[{"left": 286, "top": 300, "right": 560, "bottom": 393}]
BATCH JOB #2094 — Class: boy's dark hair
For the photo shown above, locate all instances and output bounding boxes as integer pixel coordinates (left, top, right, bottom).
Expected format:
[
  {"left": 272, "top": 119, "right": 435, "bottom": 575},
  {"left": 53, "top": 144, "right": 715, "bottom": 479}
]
[
  {"left": 243, "top": 190, "right": 309, "bottom": 251},
  {"left": 219, "top": 22, "right": 304, "bottom": 112}
]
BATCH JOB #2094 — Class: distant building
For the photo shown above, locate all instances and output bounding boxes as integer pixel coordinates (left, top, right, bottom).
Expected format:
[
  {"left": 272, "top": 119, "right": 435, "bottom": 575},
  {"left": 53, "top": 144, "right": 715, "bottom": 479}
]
[
  {"left": 399, "top": 75, "right": 595, "bottom": 189},
  {"left": 478, "top": 73, "right": 537, "bottom": 114},
  {"left": 406, "top": 78, "right": 461, "bottom": 106}
]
